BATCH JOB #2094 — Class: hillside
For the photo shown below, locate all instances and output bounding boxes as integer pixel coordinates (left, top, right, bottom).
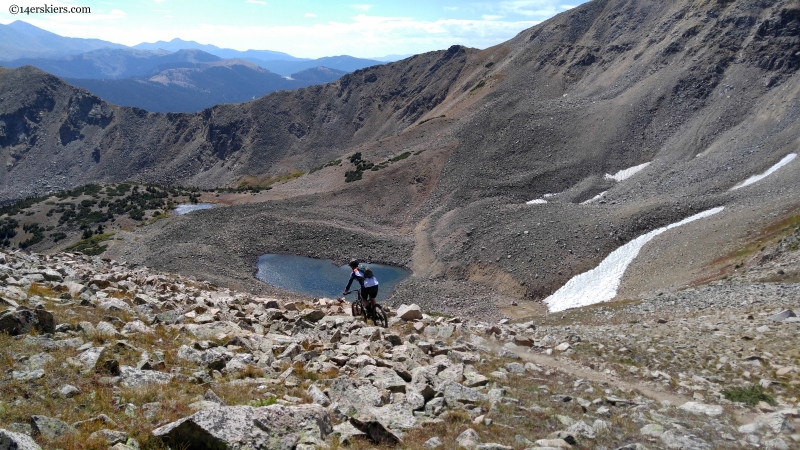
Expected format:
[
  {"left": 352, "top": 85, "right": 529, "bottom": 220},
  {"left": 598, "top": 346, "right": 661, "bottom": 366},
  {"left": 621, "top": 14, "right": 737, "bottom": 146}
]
[{"left": 0, "top": 0, "right": 799, "bottom": 319}]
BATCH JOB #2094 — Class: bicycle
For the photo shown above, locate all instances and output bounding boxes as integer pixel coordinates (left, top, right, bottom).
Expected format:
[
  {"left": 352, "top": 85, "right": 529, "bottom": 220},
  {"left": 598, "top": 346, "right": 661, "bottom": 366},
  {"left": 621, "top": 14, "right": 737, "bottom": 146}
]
[{"left": 344, "top": 288, "right": 388, "bottom": 328}]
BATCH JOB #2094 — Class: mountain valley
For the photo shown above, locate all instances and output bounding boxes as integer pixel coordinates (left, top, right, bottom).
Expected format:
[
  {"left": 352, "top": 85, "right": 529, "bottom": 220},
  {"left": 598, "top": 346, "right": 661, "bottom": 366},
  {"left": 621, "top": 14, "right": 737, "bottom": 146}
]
[{"left": 1, "top": 0, "right": 800, "bottom": 448}]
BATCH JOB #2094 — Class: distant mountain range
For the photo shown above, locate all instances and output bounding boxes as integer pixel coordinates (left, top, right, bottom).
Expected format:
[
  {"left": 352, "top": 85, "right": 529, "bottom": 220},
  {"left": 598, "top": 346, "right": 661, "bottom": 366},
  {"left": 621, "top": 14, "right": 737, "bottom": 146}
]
[
  {"left": 64, "top": 62, "right": 348, "bottom": 113},
  {"left": 0, "top": 20, "right": 127, "bottom": 60},
  {"left": 0, "top": 20, "right": 383, "bottom": 112}
]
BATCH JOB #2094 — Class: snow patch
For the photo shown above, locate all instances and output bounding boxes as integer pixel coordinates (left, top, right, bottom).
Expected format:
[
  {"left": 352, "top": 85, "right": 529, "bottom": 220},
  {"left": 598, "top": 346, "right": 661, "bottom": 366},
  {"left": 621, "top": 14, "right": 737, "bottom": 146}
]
[
  {"left": 526, "top": 199, "right": 548, "bottom": 205},
  {"left": 174, "top": 203, "right": 214, "bottom": 215},
  {"left": 731, "top": 153, "right": 796, "bottom": 190},
  {"left": 545, "top": 206, "right": 724, "bottom": 312},
  {"left": 604, "top": 162, "right": 651, "bottom": 182},
  {"left": 581, "top": 191, "right": 607, "bottom": 205}
]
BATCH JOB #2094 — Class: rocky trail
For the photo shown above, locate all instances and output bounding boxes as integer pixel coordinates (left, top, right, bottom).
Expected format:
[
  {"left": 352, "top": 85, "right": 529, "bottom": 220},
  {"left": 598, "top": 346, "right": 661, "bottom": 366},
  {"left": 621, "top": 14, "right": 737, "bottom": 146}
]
[{"left": 0, "top": 237, "right": 798, "bottom": 449}]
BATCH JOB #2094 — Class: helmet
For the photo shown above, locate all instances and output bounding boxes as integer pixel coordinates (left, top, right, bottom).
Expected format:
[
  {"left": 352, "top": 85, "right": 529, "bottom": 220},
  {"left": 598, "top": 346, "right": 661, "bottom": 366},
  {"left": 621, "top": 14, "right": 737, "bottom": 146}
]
[{"left": 348, "top": 259, "right": 359, "bottom": 268}]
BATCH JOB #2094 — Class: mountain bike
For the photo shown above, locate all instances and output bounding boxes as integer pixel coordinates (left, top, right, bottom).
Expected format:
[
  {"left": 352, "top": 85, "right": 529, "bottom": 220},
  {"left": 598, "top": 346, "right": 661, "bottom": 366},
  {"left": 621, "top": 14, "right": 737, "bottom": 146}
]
[{"left": 344, "top": 288, "right": 388, "bottom": 328}]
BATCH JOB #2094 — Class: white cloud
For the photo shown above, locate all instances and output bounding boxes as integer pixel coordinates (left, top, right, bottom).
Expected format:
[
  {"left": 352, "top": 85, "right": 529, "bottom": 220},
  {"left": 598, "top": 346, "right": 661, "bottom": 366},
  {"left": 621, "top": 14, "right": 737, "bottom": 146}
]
[
  {"left": 163, "top": 14, "right": 540, "bottom": 58},
  {"left": 350, "top": 4, "right": 374, "bottom": 11},
  {"left": 247, "top": 0, "right": 267, "bottom": 4},
  {"left": 481, "top": 14, "right": 503, "bottom": 20},
  {"left": 304, "top": 13, "right": 317, "bottom": 17}
]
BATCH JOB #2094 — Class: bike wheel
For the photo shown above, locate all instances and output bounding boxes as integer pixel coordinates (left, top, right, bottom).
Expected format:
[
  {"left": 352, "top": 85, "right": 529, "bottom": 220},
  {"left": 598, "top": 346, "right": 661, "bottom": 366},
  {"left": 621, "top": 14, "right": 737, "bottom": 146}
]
[
  {"left": 373, "top": 304, "right": 388, "bottom": 328},
  {"left": 351, "top": 300, "right": 363, "bottom": 318}
]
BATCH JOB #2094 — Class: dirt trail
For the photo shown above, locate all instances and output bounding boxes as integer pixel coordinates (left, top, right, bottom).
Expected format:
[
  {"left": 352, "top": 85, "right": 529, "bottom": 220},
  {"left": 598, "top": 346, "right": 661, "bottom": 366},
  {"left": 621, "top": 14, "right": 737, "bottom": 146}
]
[{"left": 498, "top": 344, "right": 758, "bottom": 425}]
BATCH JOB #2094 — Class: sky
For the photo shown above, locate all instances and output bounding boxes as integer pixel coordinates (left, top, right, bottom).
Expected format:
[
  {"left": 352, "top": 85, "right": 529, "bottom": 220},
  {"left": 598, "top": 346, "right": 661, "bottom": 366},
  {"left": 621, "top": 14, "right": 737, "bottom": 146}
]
[{"left": 0, "top": 0, "right": 587, "bottom": 58}]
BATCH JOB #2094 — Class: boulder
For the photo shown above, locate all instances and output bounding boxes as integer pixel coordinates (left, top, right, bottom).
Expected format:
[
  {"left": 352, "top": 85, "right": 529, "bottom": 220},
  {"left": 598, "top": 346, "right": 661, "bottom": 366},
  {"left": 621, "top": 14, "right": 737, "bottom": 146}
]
[
  {"left": 349, "top": 416, "right": 401, "bottom": 445},
  {"left": 121, "top": 320, "right": 154, "bottom": 335},
  {"left": 30, "top": 415, "right": 75, "bottom": 440},
  {"left": 768, "top": 310, "right": 796, "bottom": 322},
  {"left": 0, "top": 308, "right": 55, "bottom": 336},
  {"left": 152, "top": 404, "right": 332, "bottom": 449},
  {"left": 0, "top": 429, "right": 41, "bottom": 450},
  {"left": 678, "top": 402, "right": 723, "bottom": 417},
  {"left": 441, "top": 381, "right": 488, "bottom": 406},
  {"left": 77, "top": 346, "right": 106, "bottom": 371},
  {"left": 660, "top": 430, "right": 711, "bottom": 449},
  {"left": 397, "top": 304, "right": 423, "bottom": 320},
  {"left": 119, "top": 366, "right": 173, "bottom": 388},
  {"left": 307, "top": 384, "right": 330, "bottom": 407},
  {"left": 456, "top": 428, "right": 481, "bottom": 448},
  {"left": 302, "top": 309, "right": 326, "bottom": 322}
]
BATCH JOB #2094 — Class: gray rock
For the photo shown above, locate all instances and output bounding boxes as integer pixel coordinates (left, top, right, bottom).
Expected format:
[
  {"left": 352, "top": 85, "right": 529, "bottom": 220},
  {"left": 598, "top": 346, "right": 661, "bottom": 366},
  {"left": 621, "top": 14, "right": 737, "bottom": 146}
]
[
  {"left": 11, "top": 369, "right": 44, "bottom": 381},
  {"left": 424, "top": 436, "right": 443, "bottom": 448},
  {"left": 121, "top": 320, "right": 154, "bottom": 335},
  {"left": 678, "top": 402, "right": 723, "bottom": 416},
  {"left": 59, "top": 385, "right": 82, "bottom": 398},
  {"left": 89, "top": 429, "right": 128, "bottom": 445},
  {"left": 476, "top": 445, "right": 513, "bottom": 450},
  {"left": 30, "top": 415, "right": 75, "bottom": 440},
  {"left": 302, "top": 309, "right": 325, "bottom": 322},
  {"left": 349, "top": 416, "right": 401, "bottom": 445},
  {"left": 660, "top": 430, "right": 712, "bottom": 449},
  {"left": 307, "top": 384, "right": 330, "bottom": 407},
  {"left": 332, "top": 421, "right": 365, "bottom": 445},
  {"left": 153, "top": 404, "right": 332, "bottom": 449},
  {"left": 535, "top": 438, "right": 572, "bottom": 448},
  {"left": 397, "top": 304, "right": 423, "bottom": 320},
  {"left": 24, "top": 353, "right": 54, "bottom": 371},
  {"left": 0, "top": 308, "right": 55, "bottom": 336},
  {"left": 98, "top": 298, "right": 133, "bottom": 313},
  {"left": 118, "top": 366, "right": 173, "bottom": 388},
  {"left": 95, "top": 321, "right": 119, "bottom": 338},
  {"left": 40, "top": 270, "right": 63, "bottom": 282},
  {"left": 77, "top": 346, "right": 106, "bottom": 371},
  {"left": 456, "top": 428, "right": 481, "bottom": 448},
  {"left": 364, "top": 366, "right": 407, "bottom": 393},
  {"left": 326, "top": 377, "right": 389, "bottom": 416},
  {"left": 441, "top": 381, "right": 488, "bottom": 406},
  {"left": 768, "top": 310, "right": 796, "bottom": 322},
  {"left": 0, "top": 428, "right": 42, "bottom": 450},
  {"left": 640, "top": 423, "right": 664, "bottom": 437}
]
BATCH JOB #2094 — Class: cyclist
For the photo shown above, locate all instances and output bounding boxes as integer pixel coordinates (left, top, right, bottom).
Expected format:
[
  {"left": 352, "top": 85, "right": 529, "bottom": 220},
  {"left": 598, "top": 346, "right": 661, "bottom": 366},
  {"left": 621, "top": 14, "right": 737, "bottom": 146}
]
[
  {"left": 343, "top": 259, "right": 365, "bottom": 296},
  {"left": 361, "top": 265, "right": 379, "bottom": 312}
]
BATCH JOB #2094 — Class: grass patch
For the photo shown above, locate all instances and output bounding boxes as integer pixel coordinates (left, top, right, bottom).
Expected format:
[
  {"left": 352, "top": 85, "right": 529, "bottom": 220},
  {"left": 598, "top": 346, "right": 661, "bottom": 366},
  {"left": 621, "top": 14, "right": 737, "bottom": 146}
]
[
  {"left": 722, "top": 384, "right": 776, "bottom": 406},
  {"left": 389, "top": 152, "right": 411, "bottom": 163},
  {"left": 470, "top": 80, "right": 486, "bottom": 92},
  {"left": 65, "top": 232, "right": 114, "bottom": 256},
  {"left": 236, "top": 170, "right": 304, "bottom": 192}
]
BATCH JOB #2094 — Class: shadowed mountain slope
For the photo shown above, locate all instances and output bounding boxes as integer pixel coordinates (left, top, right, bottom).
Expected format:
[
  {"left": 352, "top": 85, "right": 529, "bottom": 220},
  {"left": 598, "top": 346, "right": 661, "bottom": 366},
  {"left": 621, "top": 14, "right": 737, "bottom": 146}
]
[{"left": 2, "top": 0, "right": 800, "bottom": 314}]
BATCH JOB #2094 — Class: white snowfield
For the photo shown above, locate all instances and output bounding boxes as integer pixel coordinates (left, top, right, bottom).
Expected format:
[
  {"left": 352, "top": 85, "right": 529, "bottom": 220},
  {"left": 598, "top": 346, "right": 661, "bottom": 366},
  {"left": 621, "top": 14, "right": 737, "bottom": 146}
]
[
  {"left": 526, "top": 199, "right": 548, "bottom": 205},
  {"left": 545, "top": 206, "right": 725, "bottom": 312},
  {"left": 731, "top": 153, "right": 797, "bottom": 190},
  {"left": 604, "top": 162, "right": 651, "bottom": 182}
]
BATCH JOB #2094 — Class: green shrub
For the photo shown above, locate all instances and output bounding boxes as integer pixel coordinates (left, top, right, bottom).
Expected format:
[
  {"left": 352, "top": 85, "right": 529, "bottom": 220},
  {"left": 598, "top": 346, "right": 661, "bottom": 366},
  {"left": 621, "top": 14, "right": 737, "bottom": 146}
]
[{"left": 722, "top": 384, "right": 776, "bottom": 406}]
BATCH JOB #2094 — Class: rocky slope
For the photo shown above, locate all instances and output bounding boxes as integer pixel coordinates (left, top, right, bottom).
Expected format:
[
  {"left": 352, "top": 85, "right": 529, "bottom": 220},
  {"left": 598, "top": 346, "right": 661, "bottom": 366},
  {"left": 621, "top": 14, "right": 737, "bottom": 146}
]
[
  {"left": 0, "top": 235, "right": 799, "bottom": 449},
  {"left": 1, "top": 0, "right": 800, "bottom": 316}
]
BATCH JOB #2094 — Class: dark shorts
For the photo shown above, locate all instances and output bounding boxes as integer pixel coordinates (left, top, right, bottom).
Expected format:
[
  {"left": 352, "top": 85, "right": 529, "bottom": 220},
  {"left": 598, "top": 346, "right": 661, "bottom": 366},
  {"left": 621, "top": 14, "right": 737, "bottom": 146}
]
[{"left": 362, "top": 285, "right": 378, "bottom": 300}]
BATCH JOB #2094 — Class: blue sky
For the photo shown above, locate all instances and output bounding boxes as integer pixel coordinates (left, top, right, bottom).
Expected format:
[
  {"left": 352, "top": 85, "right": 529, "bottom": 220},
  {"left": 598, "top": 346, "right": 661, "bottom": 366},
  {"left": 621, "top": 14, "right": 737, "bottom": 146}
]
[{"left": 0, "top": 0, "right": 587, "bottom": 58}]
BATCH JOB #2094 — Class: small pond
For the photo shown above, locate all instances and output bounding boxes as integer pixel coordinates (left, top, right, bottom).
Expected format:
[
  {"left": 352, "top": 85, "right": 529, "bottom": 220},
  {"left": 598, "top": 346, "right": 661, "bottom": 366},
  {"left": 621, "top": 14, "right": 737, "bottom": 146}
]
[
  {"left": 255, "top": 254, "right": 410, "bottom": 301},
  {"left": 174, "top": 203, "right": 214, "bottom": 215}
]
